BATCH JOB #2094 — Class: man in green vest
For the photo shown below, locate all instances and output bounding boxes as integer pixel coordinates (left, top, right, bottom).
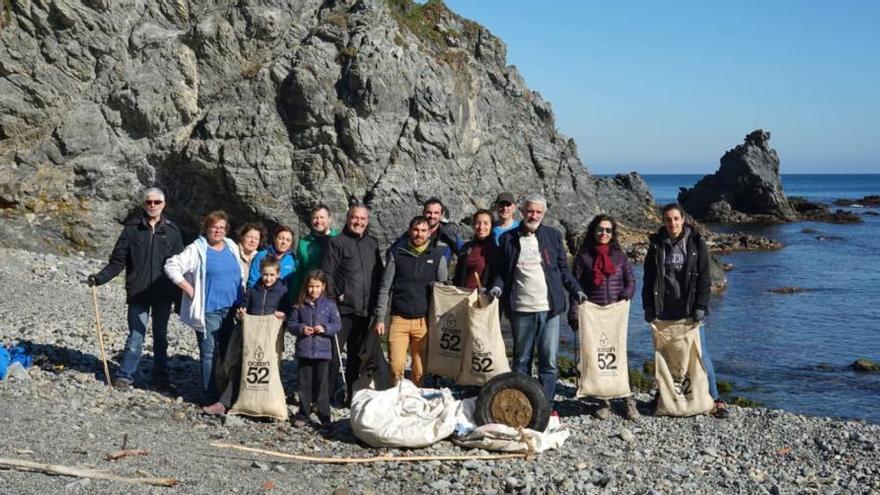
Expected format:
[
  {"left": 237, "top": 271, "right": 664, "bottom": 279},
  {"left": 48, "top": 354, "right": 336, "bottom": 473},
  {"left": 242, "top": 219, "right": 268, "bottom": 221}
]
[{"left": 289, "top": 204, "right": 339, "bottom": 299}]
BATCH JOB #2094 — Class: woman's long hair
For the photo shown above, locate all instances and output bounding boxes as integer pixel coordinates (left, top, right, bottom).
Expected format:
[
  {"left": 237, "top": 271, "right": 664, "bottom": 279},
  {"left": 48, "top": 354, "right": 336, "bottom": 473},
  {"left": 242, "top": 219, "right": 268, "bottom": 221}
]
[
  {"left": 580, "top": 214, "right": 622, "bottom": 253},
  {"left": 296, "top": 269, "right": 329, "bottom": 307}
]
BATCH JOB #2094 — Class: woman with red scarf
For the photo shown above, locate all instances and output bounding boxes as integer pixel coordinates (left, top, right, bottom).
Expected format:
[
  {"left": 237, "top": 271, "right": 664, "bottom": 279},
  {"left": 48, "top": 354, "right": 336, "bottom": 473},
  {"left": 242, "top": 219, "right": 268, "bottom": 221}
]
[{"left": 568, "top": 214, "right": 638, "bottom": 420}]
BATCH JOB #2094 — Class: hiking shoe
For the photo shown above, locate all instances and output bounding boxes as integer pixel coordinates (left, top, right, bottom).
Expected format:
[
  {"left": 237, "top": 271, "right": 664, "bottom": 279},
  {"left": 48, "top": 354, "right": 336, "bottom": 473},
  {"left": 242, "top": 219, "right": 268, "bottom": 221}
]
[
  {"left": 113, "top": 378, "right": 132, "bottom": 392},
  {"left": 318, "top": 415, "right": 332, "bottom": 425},
  {"left": 712, "top": 400, "right": 731, "bottom": 419},
  {"left": 593, "top": 400, "right": 611, "bottom": 420},
  {"left": 201, "top": 402, "right": 227, "bottom": 416},
  {"left": 624, "top": 399, "right": 641, "bottom": 421}
]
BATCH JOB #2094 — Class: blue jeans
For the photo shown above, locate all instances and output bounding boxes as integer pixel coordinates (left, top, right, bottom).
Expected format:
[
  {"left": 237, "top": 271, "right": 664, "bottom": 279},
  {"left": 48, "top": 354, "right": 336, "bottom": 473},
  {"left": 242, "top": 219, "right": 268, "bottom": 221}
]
[
  {"left": 700, "top": 326, "right": 720, "bottom": 400},
  {"left": 116, "top": 302, "right": 172, "bottom": 382},
  {"left": 509, "top": 311, "right": 560, "bottom": 405},
  {"left": 196, "top": 307, "right": 235, "bottom": 403}
]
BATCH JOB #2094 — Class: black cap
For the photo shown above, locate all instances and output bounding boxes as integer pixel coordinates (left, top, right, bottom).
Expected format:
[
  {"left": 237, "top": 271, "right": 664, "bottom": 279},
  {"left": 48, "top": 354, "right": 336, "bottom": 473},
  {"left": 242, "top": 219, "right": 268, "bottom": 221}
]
[{"left": 494, "top": 192, "right": 515, "bottom": 205}]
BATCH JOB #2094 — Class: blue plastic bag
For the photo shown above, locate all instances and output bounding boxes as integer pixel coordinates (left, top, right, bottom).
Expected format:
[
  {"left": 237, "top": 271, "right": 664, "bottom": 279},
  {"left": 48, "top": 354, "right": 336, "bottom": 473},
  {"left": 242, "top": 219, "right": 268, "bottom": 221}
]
[
  {"left": 0, "top": 347, "right": 9, "bottom": 380},
  {"left": 9, "top": 346, "right": 32, "bottom": 368}
]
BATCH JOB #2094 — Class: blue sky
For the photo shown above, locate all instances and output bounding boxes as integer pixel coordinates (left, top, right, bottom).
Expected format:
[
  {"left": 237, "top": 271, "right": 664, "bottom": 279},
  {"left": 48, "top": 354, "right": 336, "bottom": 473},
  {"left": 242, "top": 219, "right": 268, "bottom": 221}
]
[{"left": 444, "top": 1, "right": 879, "bottom": 174}]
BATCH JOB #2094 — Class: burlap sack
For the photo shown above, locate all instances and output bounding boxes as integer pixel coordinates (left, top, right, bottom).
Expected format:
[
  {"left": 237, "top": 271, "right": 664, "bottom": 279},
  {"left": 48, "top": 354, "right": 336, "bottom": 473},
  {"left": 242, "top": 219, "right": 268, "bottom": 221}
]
[
  {"left": 576, "top": 299, "right": 632, "bottom": 399},
  {"left": 427, "top": 285, "right": 475, "bottom": 379},
  {"left": 457, "top": 295, "right": 510, "bottom": 386},
  {"left": 651, "top": 319, "right": 714, "bottom": 417},
  {"left": 229, "top": 314, "right": 288, "bottom": 421}
]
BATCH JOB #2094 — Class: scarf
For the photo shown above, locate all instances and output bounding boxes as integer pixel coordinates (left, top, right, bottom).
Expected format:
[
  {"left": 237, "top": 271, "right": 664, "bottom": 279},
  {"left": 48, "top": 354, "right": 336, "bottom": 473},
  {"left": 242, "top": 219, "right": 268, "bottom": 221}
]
[
  {"left": 408, "top": 241, "right": 428, "bottom": 255},
  {"left": 592, "top": 244, "right": 617, "bottom": 288}
]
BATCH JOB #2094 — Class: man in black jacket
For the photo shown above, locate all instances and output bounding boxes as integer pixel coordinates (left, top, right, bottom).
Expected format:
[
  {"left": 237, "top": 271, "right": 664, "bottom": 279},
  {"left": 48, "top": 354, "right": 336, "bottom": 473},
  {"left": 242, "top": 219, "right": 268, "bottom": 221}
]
[
  {"left": 489, "top": 193, "right": 586, "bottom": 408},
  {"left": 642, "top": 203, "right": 728, "bottom": 418},
  {"left": 88, "top": 188, "right": 183, "bottom": 391},
  {"left": 320, "top": 204, "right": 384, "bottom": 403}
]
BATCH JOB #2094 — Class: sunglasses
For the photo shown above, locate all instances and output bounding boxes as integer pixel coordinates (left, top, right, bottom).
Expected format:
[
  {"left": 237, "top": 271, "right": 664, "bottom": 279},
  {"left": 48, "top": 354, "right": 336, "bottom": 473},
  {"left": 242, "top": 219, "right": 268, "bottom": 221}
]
[
  {"left": 144, "top": 200, "right": 164, "bottom": 206},
  {"left": 595, "top": 227, "right": 613, "bottom": 234}
]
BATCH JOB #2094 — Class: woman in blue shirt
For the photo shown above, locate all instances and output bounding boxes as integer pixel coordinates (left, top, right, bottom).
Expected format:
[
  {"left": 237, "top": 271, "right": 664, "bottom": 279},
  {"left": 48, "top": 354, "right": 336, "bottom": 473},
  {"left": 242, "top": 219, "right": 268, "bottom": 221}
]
[{"left": 165, "top": 210, "right": 242, "bottom": 403}]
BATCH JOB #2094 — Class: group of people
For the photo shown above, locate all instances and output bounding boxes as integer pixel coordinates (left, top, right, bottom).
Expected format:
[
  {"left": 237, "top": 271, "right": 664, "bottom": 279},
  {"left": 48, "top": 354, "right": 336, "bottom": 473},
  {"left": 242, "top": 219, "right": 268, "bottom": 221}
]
[{"left": 88, "top": 187, "right": 729, "bottom": 426}]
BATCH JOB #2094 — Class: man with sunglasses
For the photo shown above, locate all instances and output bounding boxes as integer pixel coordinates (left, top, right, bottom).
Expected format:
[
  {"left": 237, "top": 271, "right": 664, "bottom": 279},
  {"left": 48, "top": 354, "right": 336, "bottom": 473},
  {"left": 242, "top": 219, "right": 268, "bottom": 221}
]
[{"left": 88, "top": 187, "right": 183, "bottom": 391}]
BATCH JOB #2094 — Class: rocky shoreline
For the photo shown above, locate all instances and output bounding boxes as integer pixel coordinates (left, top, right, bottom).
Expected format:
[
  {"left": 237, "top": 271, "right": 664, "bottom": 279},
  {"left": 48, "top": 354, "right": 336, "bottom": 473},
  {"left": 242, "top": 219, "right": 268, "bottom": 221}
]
[{"left": 2, "top": 247, "right": 879, "bottom": 494}]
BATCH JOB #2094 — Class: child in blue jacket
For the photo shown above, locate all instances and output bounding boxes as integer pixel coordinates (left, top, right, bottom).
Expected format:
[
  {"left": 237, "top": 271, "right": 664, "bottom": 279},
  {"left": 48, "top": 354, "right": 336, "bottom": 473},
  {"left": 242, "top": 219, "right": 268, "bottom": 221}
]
[{"left": 288, "top": 270, "right": 341, "bottom": 426}]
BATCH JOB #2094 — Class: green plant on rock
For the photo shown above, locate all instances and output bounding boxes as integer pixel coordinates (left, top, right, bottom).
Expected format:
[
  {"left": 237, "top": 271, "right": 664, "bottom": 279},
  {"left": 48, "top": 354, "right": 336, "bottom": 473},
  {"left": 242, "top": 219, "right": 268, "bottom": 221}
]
[
  {"left": 729, "top": 396, "right": 762, "bottom": 408},
  {"left": 385, "top": 0, "right": 448, "bottom": 48},
  {"left": 629, "top": 368, "right": 654, "bottom": 392},
  {"left": 557, "top": 355, "right": 578, "bottom": 379},
  {"left": 2, "top": 0, "right": 12, "bottom": 30},
  {"left": 336, "top": 45, "right": 358, "bottom": 64}
]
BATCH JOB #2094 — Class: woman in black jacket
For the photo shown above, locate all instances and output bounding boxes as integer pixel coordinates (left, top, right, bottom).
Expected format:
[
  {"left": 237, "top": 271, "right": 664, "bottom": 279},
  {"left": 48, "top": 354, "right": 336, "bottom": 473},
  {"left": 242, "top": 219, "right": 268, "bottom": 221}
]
[{"left": 642, "top": 203, "right": 728, "bottom": 418}]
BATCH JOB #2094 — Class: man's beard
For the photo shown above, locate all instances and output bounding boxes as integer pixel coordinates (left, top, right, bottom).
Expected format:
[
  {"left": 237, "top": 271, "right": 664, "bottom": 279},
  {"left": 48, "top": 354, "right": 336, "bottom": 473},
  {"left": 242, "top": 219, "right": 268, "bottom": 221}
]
[{"left": 523, "top": 219, "right": 540, "bottom": 232}]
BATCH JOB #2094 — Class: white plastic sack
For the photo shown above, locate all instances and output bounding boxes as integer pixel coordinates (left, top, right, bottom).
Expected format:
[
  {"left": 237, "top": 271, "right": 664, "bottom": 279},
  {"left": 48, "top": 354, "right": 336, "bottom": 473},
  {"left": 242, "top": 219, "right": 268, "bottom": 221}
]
[
  {"left": 452, "top": 398, "right": 570, "bottom": 453},
  {"left": 350, "top": 380, "right": 461, "bottom": 448}
]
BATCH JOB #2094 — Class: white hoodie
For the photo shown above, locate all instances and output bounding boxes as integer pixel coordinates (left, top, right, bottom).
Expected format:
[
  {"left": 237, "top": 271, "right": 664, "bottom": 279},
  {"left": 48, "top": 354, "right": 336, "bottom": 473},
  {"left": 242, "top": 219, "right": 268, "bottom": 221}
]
[{"left": 164, "top": 236, "right": 240, "bottom": 331}]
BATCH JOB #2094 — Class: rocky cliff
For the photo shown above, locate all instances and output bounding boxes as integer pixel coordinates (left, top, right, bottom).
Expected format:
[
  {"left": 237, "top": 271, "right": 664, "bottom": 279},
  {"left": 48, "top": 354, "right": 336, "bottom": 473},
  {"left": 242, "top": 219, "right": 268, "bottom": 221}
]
[
  {"left": 678, "top": 130, "right": 796, "bottom": 223},
  {"left": 0, "top": 0, "right": 656, "bottom": 253}
]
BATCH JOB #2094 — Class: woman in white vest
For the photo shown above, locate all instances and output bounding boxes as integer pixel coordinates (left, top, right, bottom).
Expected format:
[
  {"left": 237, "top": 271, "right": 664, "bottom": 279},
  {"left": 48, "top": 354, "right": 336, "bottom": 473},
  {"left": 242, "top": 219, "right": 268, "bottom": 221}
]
[{"left": 165, "top": 210, "right": 242, "bottom": 404}]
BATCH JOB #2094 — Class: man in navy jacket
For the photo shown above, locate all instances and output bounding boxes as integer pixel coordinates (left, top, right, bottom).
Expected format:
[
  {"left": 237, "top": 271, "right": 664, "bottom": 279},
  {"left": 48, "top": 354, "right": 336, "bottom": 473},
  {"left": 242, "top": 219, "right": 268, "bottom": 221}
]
[{"left": 489, "top": 193, "right": 586, "bottom": 408}]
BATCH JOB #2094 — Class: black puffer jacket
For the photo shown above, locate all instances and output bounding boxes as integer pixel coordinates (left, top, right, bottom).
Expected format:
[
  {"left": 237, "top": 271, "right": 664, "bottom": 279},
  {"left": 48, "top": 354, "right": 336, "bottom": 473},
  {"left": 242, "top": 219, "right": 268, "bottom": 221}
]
[
  {"left": 94, "top": 214, "right": 184, "bottom": 304},
  {"left": 641, "top": 226, "right": 711, "bottom": 320},
  {"left": 320, "top": 227, "right": 383, "bottom": 317}
]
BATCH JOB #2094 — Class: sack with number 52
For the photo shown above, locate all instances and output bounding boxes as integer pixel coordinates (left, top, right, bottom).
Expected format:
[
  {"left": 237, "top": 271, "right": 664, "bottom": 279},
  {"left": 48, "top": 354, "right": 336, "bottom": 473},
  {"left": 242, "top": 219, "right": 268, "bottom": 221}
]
[
  {"left": 577, "top": 299, "right": 631, "bottom": 399},
  {"left": 651, "top": 319, "right": 714, "bottom": 417},
  {"left": 229, "top": 314, "right": 287, "bottom": 421},
  {"left": 457, "top": 294, "right": 510, "bottom": 386}
]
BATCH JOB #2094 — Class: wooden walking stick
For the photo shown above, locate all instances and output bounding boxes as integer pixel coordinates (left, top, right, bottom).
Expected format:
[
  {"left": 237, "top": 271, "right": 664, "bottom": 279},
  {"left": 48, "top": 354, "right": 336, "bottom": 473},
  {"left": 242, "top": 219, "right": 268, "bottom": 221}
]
[{"left": 90, "top": 285, "right": 113, "bottom": 388}]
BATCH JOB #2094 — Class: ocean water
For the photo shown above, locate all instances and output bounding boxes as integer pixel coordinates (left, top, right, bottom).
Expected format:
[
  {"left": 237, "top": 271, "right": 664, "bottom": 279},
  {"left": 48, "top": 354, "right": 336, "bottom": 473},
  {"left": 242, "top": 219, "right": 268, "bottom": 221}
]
[{"left": 561, "top": 174, "right": 880, "bottom": 423}]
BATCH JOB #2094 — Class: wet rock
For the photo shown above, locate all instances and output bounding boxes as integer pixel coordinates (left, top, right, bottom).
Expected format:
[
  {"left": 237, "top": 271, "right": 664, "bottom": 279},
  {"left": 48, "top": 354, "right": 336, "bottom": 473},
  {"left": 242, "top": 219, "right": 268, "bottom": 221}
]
[
  {"left": 833, "top": 196, "right": 880, "bottom": 207},
  {"left": 851, "top": 359, "right": 880, "bottom": 372},
  {"left": 767, "top": 287, "right": 812, "bottom": 294}
]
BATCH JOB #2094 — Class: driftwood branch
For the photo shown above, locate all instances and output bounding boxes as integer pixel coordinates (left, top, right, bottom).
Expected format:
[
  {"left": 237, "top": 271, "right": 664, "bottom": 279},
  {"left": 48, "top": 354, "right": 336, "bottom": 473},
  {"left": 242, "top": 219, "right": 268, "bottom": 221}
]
[
  {"left": 0, "top": 457, "right": 178, "bottom": 487},
  {"left": 105, "top": 448, "right": 150, "bottom": 461},
  {"left": 210, "top": 442, "right": 527, "bottom": 463}
]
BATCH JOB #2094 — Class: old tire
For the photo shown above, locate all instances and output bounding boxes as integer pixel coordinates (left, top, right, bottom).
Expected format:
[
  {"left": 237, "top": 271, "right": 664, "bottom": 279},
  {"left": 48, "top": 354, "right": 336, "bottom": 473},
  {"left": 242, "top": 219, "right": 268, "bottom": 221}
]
[{"left": 474, "top": 372, "right": 550, "bottom": 431}]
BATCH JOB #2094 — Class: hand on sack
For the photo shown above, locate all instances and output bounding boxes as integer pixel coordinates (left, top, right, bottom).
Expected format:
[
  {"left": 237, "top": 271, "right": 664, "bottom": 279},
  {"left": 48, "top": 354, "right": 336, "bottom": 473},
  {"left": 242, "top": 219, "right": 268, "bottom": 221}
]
[
  {"left": 488, "top": 287, "right": 502, "bottom": 300},
  {"left": 273, "top": 311, "right": 286, "bottom": 320},
  {"left": 576, "top": 291, "right": 589, "bottom": 304},
  {"left": 694, "top": 309, "right": 706, "bottom": 322}
]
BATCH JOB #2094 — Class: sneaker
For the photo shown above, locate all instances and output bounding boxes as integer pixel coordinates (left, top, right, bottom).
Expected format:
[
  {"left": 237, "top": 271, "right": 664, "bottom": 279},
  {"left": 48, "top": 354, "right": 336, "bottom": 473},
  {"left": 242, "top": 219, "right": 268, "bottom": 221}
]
[
  {"left": 547, "top": 410, "right": 561, "bottom": 430},
  {"left": 318, "top": 414, "right": 332, "bottom": 425},
  {"left": 113, "top": 378, "right": 132, "bottom": 392},
  {"left": 624, "top": 399, "right": 641, "bottom": 421},
  {"left": 712, "top": 400, "right": 731, "bottom": 419},
  {"left": 201, "top": 402, "right": 227, "bottom": 416},
  {"left": 593, "top": 400, "right": 611, "bottom": 420}
]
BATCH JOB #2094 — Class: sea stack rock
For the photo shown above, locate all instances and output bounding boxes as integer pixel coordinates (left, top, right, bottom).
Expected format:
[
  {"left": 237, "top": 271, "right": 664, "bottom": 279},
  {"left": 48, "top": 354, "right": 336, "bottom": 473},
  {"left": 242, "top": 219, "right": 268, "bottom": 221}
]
[
  {"left": 0, "top": 0, "right": 656, "bottom": 253},
  {"left": 678, "top": 130, "right": 796, "bottom": 223}
]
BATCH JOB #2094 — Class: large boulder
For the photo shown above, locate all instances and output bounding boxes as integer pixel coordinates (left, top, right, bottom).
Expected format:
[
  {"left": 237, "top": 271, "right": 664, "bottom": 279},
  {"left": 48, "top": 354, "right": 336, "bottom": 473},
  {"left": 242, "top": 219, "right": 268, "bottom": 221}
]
[
  {"left": 678, "top": 130, "right": 796, "bottom": 223},
  {"left": 0, "top": 0, "right": 656, "bottom": 253}
]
